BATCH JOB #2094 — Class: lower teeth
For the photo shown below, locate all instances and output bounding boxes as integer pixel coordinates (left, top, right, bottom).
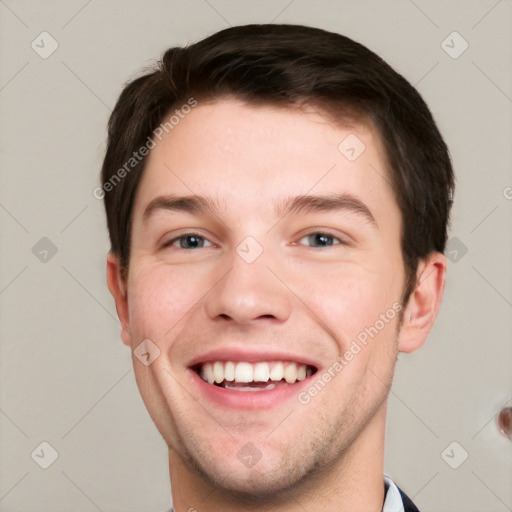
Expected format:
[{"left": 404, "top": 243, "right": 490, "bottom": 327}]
[{"left": 223, "top": 382, "right": 277, "bottom": 391}]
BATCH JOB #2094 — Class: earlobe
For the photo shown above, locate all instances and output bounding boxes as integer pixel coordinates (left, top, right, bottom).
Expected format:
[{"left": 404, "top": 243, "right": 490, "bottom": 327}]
[
  {"left": 398, "top": 252, "right": 446, "bottom": 353},
  {"left": 106, "top": 253, "right": 132, "bottom": 347}
]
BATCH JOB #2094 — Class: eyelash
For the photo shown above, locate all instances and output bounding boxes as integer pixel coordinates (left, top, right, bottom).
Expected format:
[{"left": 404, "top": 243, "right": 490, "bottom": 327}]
[
  {"left": 297, "top": 232, "right": 346, "bottom": 248},
  {"left": 162, "top": 232, "right": 213, "bottom": 250},
  {"left": 162, "top": 231, "right": 346, "bottom": 250}
]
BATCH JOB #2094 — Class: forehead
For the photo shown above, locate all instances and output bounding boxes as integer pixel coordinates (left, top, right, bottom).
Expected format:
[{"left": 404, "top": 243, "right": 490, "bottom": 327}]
[{"left": 132, "top": 98, "right": 397, "bottom": 223}]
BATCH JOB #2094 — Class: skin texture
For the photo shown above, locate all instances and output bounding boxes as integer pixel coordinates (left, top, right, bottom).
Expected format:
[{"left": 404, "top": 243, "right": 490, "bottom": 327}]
[{"left": 107, "top": 99, "right": 446, "bottom": 512}]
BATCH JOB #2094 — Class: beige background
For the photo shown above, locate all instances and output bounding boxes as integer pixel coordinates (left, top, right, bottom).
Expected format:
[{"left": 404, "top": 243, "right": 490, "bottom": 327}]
[{"left": 1, "top": 1, "right": 511, "bottom": 511}]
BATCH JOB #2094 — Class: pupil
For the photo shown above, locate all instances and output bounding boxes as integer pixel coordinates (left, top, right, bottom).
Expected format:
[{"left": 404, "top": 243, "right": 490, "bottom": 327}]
[
  {"left": 183, "top": 235, "right": 201, "bottom": 248},
  {"left": 313, "top": 233, "right": 332, "bottom": 246}
]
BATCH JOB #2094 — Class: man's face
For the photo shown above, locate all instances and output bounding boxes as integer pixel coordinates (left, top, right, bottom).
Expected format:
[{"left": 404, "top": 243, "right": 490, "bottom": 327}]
[{"left": 119, "top": 99, "right": 407, "bottom": 495}]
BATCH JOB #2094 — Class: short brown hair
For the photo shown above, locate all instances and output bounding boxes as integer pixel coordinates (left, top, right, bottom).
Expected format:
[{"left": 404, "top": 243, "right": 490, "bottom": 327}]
[{"left": 100, "top": 24, "right": 454, "bottom": 302}]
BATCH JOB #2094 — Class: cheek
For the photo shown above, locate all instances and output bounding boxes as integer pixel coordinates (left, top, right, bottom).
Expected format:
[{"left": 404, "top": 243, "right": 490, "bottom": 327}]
[
  {"left": 127, "top": 263, "right": 208, "bottom": 340},
  {"left": 295, "top": 262, "right": 399, "bottom": 345}
]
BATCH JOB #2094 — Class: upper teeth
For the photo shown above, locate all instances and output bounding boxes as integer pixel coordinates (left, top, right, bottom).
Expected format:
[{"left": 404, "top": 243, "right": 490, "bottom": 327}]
[{"left": 199, "top": 361, "right": 311, "bottom": 385}]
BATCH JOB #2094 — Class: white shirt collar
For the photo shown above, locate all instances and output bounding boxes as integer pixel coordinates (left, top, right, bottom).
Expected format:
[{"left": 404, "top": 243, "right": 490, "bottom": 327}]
[
  {"left": 168, "top": 475, "right": 405, "bottom": 512},
  {"left": 383, "top": 475, "right": 406, "bottom": 512}
]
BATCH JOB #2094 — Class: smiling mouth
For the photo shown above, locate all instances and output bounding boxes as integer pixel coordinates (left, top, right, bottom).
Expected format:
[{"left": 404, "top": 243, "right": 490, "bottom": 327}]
[{"left": 192, "top": 360, "right": 317, "bottom": 391}]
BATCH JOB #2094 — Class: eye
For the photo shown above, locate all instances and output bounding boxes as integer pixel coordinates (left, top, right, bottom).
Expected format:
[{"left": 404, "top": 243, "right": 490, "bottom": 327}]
[
  {"left": 162, "top": 233, "right": 213, "bottom": 250},
  {"left": 298, "top": 232, "right": 344, "bottom": 248}
]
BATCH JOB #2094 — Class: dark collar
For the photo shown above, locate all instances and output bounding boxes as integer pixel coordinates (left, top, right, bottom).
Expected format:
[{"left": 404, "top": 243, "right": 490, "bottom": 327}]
[{"left": 397, "top": 485, "right": 421, "bottom": 512}]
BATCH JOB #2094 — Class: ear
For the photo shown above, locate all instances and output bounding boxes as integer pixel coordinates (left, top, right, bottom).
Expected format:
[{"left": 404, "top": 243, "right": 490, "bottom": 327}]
[
  {"left": 106, "top": 253, "right": 132, "bottom": 347},
  {"left": 398, "top": 251, "right": 446, "bottom": 353}
]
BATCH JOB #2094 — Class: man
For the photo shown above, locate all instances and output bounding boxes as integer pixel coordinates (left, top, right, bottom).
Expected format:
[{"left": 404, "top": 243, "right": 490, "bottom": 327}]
[{"left": 101, "top": 24, "right": 453, "bottom": 511}]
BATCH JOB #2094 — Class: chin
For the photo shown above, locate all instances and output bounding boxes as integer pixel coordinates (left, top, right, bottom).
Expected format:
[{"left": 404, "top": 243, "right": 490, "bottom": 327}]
[{"left": 183, "top": 444, "right": 318, "bottom": 502}]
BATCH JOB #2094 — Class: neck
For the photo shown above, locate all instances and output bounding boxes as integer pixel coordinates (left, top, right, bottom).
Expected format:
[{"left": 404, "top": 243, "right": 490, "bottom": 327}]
[{"left": 169, "top": 403, "right": 388, "bottom": 512}]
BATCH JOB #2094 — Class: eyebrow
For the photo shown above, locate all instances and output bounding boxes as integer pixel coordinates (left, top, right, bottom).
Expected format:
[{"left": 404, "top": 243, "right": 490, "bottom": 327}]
[
  {"left": 275, "top": 193, "right": 377, "bottom": 227},
  {"left": 143, "top": 195, "right": 220, "bottom": 221},
  {"left": 143, "top": 193, "right": 377, "bottom": 228}
]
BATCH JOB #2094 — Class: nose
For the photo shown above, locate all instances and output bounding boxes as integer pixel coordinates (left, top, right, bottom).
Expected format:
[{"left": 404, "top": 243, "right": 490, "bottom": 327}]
[{"left": 203, "top": 242, "right": 293, "bottom": 326}]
